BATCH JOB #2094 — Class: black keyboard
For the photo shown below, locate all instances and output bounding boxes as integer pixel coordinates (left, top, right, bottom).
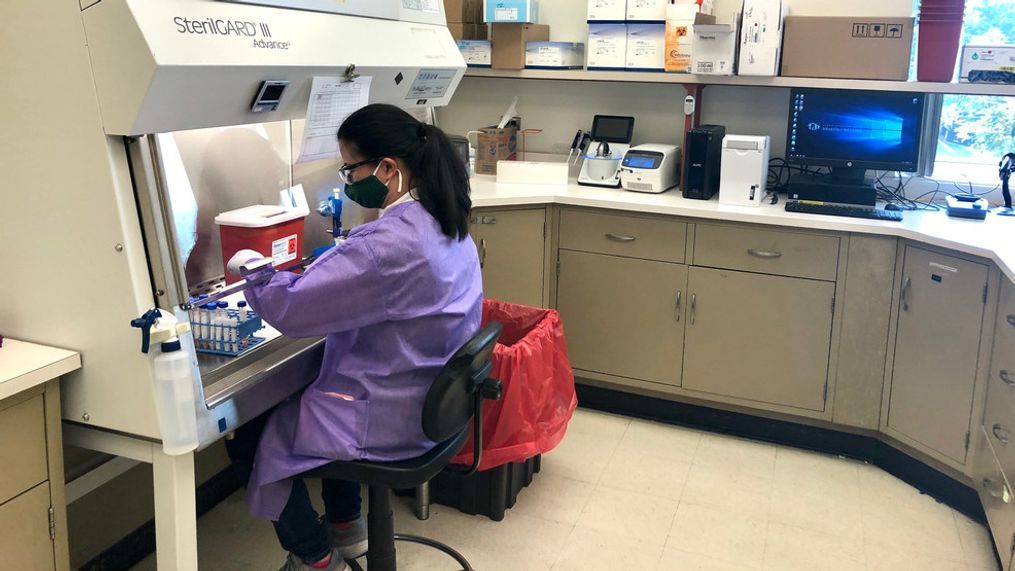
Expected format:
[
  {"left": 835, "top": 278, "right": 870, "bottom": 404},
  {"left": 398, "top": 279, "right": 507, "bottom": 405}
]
[{"left": 785, "top": 200, "right": 903, "bottom": 221}]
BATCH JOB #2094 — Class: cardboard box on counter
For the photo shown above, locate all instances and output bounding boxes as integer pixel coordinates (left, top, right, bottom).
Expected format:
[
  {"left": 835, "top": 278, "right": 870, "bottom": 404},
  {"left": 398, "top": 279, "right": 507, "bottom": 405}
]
[
  {"left": 781, "top": 16, "right": 913, "bottom": 80},
  {"left": 737, "top": 0, "right": 786, "bottom": 76},
  {"left": 484, "top": 0, "right": 539, "bottom": 23},
  {"left": 475, "top": 124, "right": 519, "bottom": 175},
  {"left": 448, "top": 22, "right": 489, "bottom": 41},
  {"left": 458, "top": 40, "right": 493, "bottom": 67},
  {"left": 587, "top": 0, "right": 627, "bottom": 22},
  {"left": 445, "top": 0, "right": 483, "bottom": 23},
  {"left": 526, "top": 42, "right": 585, "bottom": 69},
  {"left": 627, "top": 23, "right": 666, "bottom": 71},
  {"left": 665, "top": 9, "right": 716, "bottom": 73},
  {"left": 491, "top": 23, "right": 550, "bottom": 69},
  {"left": 587, "top": 23, "right": 628, "bottom": 70}
]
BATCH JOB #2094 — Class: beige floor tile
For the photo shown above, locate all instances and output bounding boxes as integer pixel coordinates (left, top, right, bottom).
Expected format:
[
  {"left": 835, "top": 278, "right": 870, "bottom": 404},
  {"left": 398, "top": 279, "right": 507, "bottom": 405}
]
[
  {"left": 552, "top": 526, "right": 665, "bottom": 571},
  {"left": 599, "top": 447, "right": 693, "bottom": 500},
  {"left": 773, "top": 447, "right": 862, "bottom": 493},
  {"left": 619, "top": 419, "right": 702, "bottom": 462},
  {"left": 864, "top": 541, "right": 970, "bottom": 571},
  {"left": 858, "top": 463, "right": 949, "bottom": 515},
  {"left": 576, "top": 486, "right": 679, "bottom": 546},
  {"left": 666, "top": 501, "right": 767, "bottom": 568},
  {"left": 437, "top": 510, "right": 573, "bottom": 571},
  {"left": 694, "top": 433, "right": 777, "bottom": 479},
  {"left": 861, "top": 498, "right": 966, "bottom": 562},
  {"left": 567, "top": 408, "right": 633, "bottom": 437},
  {"left": 681, "top": 462, "right": 773, "bottom": 515},
  {"left": 954, "top": 512, "right": 1003, "bottom": 570},
  {"left": 770, "top": 480, "right": 864, "bottom": 541},
  {"left": 656, "top": 547, "right": 762, "bottom": 571},
  {"left": 507, "top": 472, "right": 596, "bottom": 526},
  {"left": 541, "top": 412, "right": 628, "bottom": 484},
  {"left": 763, "top": 522, "right": 864, "bottom": 571}
]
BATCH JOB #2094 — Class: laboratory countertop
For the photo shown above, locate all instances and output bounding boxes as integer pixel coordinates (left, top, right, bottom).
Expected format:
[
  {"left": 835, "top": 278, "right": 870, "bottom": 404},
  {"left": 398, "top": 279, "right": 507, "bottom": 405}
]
[
  {"left": 0, "top": 339, "right": 81, "bottom": 402},
  {"left": 468, "top": 174, "right": 1015, "bottom": 283}
]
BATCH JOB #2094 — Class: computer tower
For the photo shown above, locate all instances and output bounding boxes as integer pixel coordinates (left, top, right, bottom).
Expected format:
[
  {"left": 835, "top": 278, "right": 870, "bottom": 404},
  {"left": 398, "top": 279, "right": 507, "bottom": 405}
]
[{"left": 683, "top": 125, "right": 726, "bottom": 200}]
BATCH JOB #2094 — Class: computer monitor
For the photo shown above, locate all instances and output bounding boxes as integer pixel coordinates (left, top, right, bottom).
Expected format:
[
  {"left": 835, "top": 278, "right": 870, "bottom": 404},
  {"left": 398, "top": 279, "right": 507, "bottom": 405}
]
[{"left": 786, "top": 88, "right": 925, "bottom": 201}]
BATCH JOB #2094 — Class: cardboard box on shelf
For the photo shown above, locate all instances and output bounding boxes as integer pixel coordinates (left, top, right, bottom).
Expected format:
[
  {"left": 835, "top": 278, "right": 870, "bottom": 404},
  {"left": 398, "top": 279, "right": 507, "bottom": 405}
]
[
  {"left": 627, "top": 22, "right": 666, "bottom": 71},
  {"left": 959, "top": 45, "right": 1015, "bottom": 83},
  {"left": 526, "top": 42, "right": 586, "bottom": 69},
  {"left": 458, "top": 40, "right": 493, "bottom": 67},
  {"left": 781, "top": 16, "right": 914, "bottom": 80},
  {"left": 484, "top": 0, "right": 539, "bottom": 23},
  {"left": 665, "top": 9, "right": 716, "bottom": 73},
  {"left": 692, "top": 21, "right": 739, "bottom": 76},
  {"left": 448, "top": 22, "right": 489, "bottom": 41},
  {"left": 491, "top": 23, "right": 550, "bottom": 69},
  {"left": 445, "top": 0, "right": 483, "bottom": 23},
  {"left": 587, "top": 23, "right": 628, "bottom": 70},
  {"left": 627, "top": 0, "right": 667, "bottom": 22},
  {"left": 587, "top": 0, "right": 627, "bottom": 22},
  {"left": 476, "top": 124, "right": 519, "bottom": 175},
  {"left": 737, "top": 0, "right": 785, "bottom": 76}
]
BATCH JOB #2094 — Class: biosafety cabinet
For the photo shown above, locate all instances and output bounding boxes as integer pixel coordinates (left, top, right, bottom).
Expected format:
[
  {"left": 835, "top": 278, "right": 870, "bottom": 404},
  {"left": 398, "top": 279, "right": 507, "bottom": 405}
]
[{"left": 0, "top": 1, "right": 464, "bottom": 568}]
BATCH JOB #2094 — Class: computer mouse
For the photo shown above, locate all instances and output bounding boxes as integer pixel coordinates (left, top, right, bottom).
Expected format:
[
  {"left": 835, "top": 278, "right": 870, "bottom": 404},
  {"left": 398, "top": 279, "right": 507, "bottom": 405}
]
[{"left": 885, "top": 203, "right": 902, "bottom": 211}]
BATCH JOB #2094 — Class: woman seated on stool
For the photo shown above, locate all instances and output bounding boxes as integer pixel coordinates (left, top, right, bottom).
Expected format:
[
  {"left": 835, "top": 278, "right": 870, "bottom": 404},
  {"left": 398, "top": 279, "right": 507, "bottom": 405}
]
[{"left": 226, "top": 104, "right": 482, "bottom": 571}]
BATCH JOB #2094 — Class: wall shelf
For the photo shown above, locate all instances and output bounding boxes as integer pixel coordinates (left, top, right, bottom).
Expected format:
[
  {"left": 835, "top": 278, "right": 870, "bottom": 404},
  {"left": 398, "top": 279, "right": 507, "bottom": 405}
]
[{"left": 465, "top": 68, "right": 1015, "bottom": 97}]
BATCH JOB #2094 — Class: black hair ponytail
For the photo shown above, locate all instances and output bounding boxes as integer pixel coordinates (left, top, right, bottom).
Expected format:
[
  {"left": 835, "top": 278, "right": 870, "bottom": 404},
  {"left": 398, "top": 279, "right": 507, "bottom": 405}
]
[{"left": 337, "top": 104, "right": 472, "bottom": 240}]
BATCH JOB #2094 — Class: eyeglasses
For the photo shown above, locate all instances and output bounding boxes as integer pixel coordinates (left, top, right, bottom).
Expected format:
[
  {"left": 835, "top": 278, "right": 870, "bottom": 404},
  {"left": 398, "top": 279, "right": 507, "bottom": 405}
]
[{"left": 338, "top": 158, "right": 381, "bottom": 185}]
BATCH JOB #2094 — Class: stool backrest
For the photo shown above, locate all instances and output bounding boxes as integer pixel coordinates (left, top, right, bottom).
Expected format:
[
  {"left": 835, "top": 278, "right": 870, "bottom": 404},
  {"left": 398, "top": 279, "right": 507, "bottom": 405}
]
[{"left": 422, "top": 322, "right": 503, "bottom": 443}]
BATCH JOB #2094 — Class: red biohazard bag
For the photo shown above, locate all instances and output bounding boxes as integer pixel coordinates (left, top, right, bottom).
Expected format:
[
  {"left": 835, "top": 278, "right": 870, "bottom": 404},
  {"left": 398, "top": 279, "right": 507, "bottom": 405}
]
[{"left": 451, "top": 299, "right": 577, "bottom": 472}]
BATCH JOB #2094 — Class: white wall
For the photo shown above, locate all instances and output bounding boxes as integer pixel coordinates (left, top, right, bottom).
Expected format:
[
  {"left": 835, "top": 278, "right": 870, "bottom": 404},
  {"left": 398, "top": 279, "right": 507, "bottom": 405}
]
[{"left": 438, "top": 0, "right": 917, "bottom": 157}]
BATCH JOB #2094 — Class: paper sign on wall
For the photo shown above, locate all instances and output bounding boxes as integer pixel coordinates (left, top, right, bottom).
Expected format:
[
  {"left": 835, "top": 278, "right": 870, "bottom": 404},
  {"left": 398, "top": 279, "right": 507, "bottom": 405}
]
[{"left": 297, "top": 76, "right": 372, "bottom": 164}]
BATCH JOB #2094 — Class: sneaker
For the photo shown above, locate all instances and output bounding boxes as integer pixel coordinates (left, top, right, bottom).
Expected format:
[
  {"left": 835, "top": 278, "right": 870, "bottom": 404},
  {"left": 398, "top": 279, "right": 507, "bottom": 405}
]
[
  {"left": 327, "top": 517, "right": 369, "bottom": 560},
  {"left": 278, "top": 549, "right": 349, "bottom": 571}
]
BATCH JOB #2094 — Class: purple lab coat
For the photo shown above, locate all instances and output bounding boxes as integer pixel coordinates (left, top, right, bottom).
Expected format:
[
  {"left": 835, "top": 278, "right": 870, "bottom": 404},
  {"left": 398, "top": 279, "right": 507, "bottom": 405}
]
[{"left": 242, "top": 200, "right": 482, "bottom": 520}]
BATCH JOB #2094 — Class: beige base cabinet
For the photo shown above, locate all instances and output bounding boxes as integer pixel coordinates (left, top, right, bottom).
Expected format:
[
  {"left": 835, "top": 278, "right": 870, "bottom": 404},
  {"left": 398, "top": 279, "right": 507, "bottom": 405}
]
[
  {"left": 470, "top": 208, "right": 547, "bottom": 307},
  {"left": 0, "top": 382, "right": 69, "bottom": 570},
  {"left": 886, "top": 245, "right": 990, "bottom": 466},
  {"left": 557, "top": 250, "right": 687, "bottom": 385},
  {"left": 681, "top": 266, "right": 835, "bottom": 412},
  {"left": 973, "top": 426, "right": 1015, "bottom": 571}
]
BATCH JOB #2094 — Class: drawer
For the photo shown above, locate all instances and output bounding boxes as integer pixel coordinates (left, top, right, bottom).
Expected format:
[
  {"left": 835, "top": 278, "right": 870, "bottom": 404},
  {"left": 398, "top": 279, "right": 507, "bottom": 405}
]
[
  {"left": 973, "top": 427, "right": 1015, "bottom": 569},
  {"left": 559, "top": 209, "right": 686, "bottom": 263},
  {"left": 0, "top": 396, "right": 48, "bottom": 503},
  {"left": 693, "top": 223, "right": 840, "bottom": 281},
  {"left": 985, "top": 368, "right": 1015, "bottom": 479},
  {"left": 0, "top": 482, "right": 55, "bottom": 570}
]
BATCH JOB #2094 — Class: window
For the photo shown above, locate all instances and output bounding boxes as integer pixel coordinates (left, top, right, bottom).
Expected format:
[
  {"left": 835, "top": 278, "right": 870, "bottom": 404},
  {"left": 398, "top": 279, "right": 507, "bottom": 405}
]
[{"left": 929, "top": 0, "right": 1015, "bottom": 185}]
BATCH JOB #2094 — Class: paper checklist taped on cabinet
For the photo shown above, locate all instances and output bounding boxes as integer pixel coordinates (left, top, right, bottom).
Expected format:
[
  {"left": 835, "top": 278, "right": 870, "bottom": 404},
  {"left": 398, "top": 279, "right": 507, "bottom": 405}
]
[{"left": 297, "top": 76, "right": 372, "bottom": 164}]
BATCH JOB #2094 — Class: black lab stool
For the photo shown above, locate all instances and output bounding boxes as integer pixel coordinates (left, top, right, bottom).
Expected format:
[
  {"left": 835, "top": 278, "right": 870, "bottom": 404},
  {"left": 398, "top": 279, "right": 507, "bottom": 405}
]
[{"left": 303, "top": 322, "right": 504, "bottom": 571}]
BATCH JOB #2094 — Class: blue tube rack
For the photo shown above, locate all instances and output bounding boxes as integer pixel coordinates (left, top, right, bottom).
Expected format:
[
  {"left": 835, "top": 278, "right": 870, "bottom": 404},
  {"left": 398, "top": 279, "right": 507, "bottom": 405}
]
[{"left": 192, "top": 310, "right": 266, "bottom": 357}]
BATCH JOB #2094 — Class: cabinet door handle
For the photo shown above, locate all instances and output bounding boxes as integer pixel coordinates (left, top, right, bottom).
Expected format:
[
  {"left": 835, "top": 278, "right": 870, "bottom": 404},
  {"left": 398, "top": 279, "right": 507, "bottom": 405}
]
[
  {"left": 479, "top": 238, "right": 487, "bottom": 269},
  {"left": 901, "top": 277, "right": 912, "bottom": 312},
  {"left": 1001, "top": 370, "right": 1015, "bottom": 387},
  {"left": 1007, "top": 314, "right": 1015, "bottom": 328},
  {"left": 747, "top": 249, "right": 783, "bottom": 259},
  {"left": 674, "top": 291, "right": 682, "bottom": 322},
  {"left": 982, "top": 477, "right": 1012, "bottom": 503},
  {"left": 482, "top": 216, "right": 498, "bottom": 225},
  {"left": 993, "top": 424, "right": 1010, "bottom": 445},
  {"left": 690, "top": 293, "right": 697, "bottom": 325},
  {"left": 605, "top": 233, "right": 637, "bottom": 242}
]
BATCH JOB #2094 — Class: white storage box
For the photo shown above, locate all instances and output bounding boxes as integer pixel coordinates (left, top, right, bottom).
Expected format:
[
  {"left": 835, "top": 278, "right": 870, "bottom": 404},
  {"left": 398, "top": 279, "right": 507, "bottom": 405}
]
[
  {"left": 458, "top": 40, "right": 493, "bottom": 67},
  {"left": 587, "top": 0, "right": 627, "bottom": 22},
  {"left": 627, "top": 0, "right": 667, "bottom": 22},
  {"left": 959, "top": 45, "right": 1015, "bottom": 83},
  {"left": 738, "top": 0, "right": 785, "bottom": 76},
  {"left": 526, "top": 42, "right": 585, "bottom": 69},
  {"left": 692, "top": 22, "right": 739, "bottom": 75},
  {"left": 484, "top": 0, "right": 539, "bottom": 23},
  {"left": 587, "top": 23, "right": 628, "bottom": 70},
  {"left": 626, "top": 23, "right": 666, "bottom": 71}
]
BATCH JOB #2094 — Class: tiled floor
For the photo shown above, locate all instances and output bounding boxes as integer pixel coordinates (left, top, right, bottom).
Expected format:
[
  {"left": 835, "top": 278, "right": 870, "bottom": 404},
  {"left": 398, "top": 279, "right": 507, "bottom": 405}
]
[{"left": 131, "top": 409, "right": 1001, "bottom": 570}]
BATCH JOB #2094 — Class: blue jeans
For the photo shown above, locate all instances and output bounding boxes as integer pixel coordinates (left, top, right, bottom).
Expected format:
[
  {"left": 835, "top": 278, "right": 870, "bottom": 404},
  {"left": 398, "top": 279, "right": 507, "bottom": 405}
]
[{"left": 226, "top": 411, "right": 362, "bottom": 562}]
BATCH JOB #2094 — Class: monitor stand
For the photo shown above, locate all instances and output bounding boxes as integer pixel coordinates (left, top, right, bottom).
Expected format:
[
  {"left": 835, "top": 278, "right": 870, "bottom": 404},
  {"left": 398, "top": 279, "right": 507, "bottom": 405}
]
[{"left": 786, "top": 167, "right": 877, "bottom": 207}]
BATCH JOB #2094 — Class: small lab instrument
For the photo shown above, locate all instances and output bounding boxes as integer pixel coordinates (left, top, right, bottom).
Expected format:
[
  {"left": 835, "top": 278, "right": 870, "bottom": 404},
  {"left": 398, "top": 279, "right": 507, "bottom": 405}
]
[
  {"left": 578, "top": 115, "right": 636, "bottom": 188},
  {"left": 620, "top": 144, "right": 681, "bottom": 193},
  {"left": 785, "top": 200, "right": 903, "bottom": 222},
  {"left": 995, "top": 153, "right": 1015, "bottom": 217},
  {"left": 946, "top": 194, "right": 990, "bottom": 220},
  {"left": 566, "top": 130, "right": 584, "bottom": 163},
  {"left": 719, "top": 135, "right": 771, "bottom": 206},
  {"left": 683, "top": 124, "right": 726, "bottom": 200}
]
